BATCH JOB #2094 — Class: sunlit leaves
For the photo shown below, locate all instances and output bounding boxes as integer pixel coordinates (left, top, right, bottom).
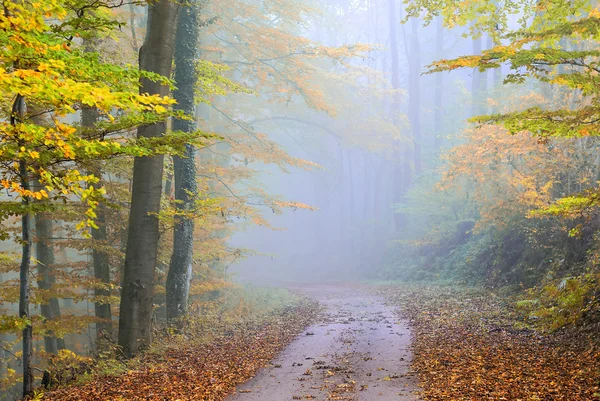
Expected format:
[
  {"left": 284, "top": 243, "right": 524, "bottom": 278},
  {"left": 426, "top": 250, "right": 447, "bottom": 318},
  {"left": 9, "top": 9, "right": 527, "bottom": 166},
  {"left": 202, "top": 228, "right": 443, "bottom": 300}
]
[{"left": 0, "top": 0, "right": 205, "bottom": 236}]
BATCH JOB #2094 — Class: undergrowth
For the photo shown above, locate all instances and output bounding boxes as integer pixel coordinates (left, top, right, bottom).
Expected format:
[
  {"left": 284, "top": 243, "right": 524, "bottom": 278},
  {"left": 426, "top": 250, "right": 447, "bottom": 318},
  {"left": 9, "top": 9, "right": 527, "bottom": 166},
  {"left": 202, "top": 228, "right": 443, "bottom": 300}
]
[{"left": 380, "top": 215, "right": 600, "bottom": 332}]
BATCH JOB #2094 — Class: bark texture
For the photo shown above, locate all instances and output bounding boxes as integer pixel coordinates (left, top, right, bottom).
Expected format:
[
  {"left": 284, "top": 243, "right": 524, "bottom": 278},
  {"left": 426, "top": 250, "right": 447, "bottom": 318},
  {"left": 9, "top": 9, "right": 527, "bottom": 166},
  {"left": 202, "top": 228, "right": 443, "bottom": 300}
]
[
  {"left": 14, "top": 94, "right": 33, "bottom": 397},
  {"left": 82, "top": 106, "right": 113, "bottom": 336},
  {"left": 31, "top": 111, "right": 65, "bottom": 353},
  {"left": 35, "top": 213, "right": 59, "bottom": 354},
  {"left": 118, "top": 0, "right": 180, "bottom": 357},
  {"left": 166, "top": 0, "right": 199, "bottom": 320}
]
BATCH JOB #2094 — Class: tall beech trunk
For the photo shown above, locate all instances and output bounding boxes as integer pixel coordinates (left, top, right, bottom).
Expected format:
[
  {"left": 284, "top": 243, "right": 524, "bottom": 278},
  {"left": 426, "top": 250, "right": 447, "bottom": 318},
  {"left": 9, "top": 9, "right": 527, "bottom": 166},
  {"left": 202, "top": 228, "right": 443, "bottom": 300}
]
[
  {"left": 409, "top": 18, "right": 422, "bottom": 174},
  {"left": 388, "top": 0, "right": 405, "bottom": 233},
  {"left": 19, "top": 166, "right": 33, "bottom": 398},
  {"left": 166, "top": 0, "right": 199, "bottom": 320},
  {"left": 118, "top": 0, "right": 180, "bottom": 357},
  {"left": 434, "top": 16, "right": 444, "bottom": 150},
  {"left": 35, "top": 213, "right": 58, "bottom": 354},
  {"left": 13, "top": 94, "right": 33, "bottom": 397},
  {"left": 82, "top": 106, "right": 113, "bottom": 336},
  {"left": 81, "top": 36, "right": 114, "bottom": 336},
  {"left": 91, "top": 201, "right": 113, "bottom": 334},
  {"left": 31, "top": 110, "right": 65, "bottom": 353}
]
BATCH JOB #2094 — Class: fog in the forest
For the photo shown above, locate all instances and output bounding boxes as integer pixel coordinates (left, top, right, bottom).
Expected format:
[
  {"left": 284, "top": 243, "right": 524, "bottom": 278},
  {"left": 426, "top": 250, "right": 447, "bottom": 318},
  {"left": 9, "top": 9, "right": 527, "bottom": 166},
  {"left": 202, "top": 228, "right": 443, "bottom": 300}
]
[
  {"left": 228, "top": 1, "right": 491, "bottom": 285},
  {"left": 5, "top": 0, "right": 600, "bottom": 399}
]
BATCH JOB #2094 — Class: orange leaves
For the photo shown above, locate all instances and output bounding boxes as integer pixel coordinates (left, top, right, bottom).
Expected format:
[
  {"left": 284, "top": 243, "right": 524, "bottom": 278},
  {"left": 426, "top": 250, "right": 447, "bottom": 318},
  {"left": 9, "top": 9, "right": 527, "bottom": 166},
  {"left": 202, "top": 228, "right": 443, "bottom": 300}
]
[
  {"left": 380, "top": 285, "right": 600, "bottom": 401},
  {"left": 0, "top": 178, "right": 48, "bottom": 200},
  {"left": 440, "top": 120, "right": 589, "bottom": 231},
  {"left": 42, "top": 300, "right": 320, "bottom": 401},
  {"left": 272, "top": 201, "right": 315, "bottom": 211},
  {"left": 201, "top": 0, "right": 370, "bottom": 115}
]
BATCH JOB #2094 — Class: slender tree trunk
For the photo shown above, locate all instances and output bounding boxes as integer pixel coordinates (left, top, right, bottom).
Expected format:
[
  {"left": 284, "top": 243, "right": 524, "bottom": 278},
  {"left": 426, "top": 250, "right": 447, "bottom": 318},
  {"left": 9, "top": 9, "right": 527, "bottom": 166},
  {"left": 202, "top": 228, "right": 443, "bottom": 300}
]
[
  {"left": 409, "top": 18, "right": 422, "bottom": 174},
  {"left": 20, "top": 169, "right": 33, "bottom": 398},
  {"left": 13, "top": 95, "right": 33, "bottom": 398},
  {"left": 471, "top": 36, "right": 483, "bottom": 117},
  {"left": 338, "top": 149, "right": 346, "bottom": 246},
  {"left": 388, "top": 0, "right": 405, "bottom": 233},
  {"left": 118, "top": 0, "right": 180, "bottom": 357},
  {"left": 389, "top": 0, "right": 401, "bottom": 122},
  {"left": 434, "top": 16, "right": 444, "bottom": 150},
  {"left": 361, "top": 152, "right": 370, "bottom": 260},
  {"left": 82, "top": 32, "right": 114, "bottom": 337},
  {"left": 480, "top": 35, "right": 489, "bottom": 113},
  {"left": 402, "top": 145, "right": 412, "bottom": 195},
  {"left": 491, "top": 34, "right": 503, "bottom": 113},
  {"left": 82, "top": 106, "right": 113, "bottom": 336},
  {"left": 166, "top": 0, "right": 199, "bottom": 320},
  {"left": 481, "top": 33, "right": 496, "bottom": 114},
  {"left": 35, "top": 212, "right": 58, "bottom": 354},
  {"left": 372, "top": 158, "right": 384, "bottom": 238},
  {"left": 30, "top": 110, "right": 65, "bottom": 353},
  {"left": 91, "top": 202, "right": 113, "bottom": 335}
]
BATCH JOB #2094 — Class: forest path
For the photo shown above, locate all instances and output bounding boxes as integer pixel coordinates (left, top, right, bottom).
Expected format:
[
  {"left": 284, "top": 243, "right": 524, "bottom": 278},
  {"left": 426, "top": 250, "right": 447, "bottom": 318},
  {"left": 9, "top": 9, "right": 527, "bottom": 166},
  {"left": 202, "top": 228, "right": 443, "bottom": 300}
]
[{"left": 226, "top": 284, "right": 420, "bottom": 401}]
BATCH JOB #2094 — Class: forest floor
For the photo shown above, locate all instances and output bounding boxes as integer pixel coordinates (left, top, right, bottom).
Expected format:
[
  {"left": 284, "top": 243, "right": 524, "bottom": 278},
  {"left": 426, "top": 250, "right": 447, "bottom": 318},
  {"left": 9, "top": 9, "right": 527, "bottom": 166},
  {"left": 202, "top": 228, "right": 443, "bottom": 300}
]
[
  {"left": 226, "top": 284, "right": 420, "bottom": 401},
  {"left": 41, "top": 294, "right": 321, "bottom": 401},
  {"left": 376, "top": 284, "right": 600, "bottom": 401},
  {"left": 40, "top": 283, "right": 600, "bottom": 401}
]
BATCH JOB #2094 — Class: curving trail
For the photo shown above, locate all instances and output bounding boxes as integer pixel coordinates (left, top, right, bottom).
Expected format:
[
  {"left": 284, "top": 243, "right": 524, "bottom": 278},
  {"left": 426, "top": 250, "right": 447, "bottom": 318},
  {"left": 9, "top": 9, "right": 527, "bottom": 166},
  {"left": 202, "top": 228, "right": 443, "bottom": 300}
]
[{"left": 227, "top": 285, "right": 421, "bottom": 401}]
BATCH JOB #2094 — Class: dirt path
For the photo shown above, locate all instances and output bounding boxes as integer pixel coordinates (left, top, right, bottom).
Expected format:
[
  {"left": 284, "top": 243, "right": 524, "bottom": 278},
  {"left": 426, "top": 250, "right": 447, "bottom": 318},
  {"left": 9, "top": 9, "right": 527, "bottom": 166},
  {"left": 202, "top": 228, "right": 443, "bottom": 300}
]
[{"left": 227, "top": 285, "right": 420, "bottom": 401}]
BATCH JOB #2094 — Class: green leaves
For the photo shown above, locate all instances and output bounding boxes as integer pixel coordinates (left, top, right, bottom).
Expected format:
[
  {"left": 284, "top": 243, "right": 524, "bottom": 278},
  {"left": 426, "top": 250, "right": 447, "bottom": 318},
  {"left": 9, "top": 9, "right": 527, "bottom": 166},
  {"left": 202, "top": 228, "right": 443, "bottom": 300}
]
[
  {"left": 0, "top": 0, "right": 208, "bottom": 237},
  {"left": 425, "top": 13, "right": 600, "bottom": 140},
  {"left": 196, "top": 60, "right": 253, "bottom": 102}
]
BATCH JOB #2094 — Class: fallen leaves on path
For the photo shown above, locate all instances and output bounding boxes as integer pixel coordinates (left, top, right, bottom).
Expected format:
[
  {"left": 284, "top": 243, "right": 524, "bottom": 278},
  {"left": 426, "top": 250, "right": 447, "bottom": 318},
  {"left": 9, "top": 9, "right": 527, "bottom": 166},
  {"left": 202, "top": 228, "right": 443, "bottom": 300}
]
[
  {"left": 42, "top": 301, "right": 319, "bottom": 401},
  {"left": 378, "top": 285, "right": 600, "bottom": 401}
]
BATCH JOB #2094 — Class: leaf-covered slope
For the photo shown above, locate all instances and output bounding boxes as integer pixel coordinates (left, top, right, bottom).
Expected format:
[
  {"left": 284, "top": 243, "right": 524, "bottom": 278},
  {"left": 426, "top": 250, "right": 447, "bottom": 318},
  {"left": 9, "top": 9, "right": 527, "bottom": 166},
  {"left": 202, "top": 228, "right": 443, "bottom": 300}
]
[
  {"left": 378, "top": 285, "right": 600, "bottom": 401},
  {"left": 42, "top": 300, "right": 319, "bottom": 401}
]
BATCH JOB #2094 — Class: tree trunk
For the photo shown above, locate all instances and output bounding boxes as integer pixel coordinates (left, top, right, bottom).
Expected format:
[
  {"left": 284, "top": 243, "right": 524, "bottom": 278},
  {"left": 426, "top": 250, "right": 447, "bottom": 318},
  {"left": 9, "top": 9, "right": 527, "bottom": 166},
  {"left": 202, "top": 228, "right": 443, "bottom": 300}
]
[
  {"left": 82, "top": 32, "right": 114, "bottom": 337},
  {"left": 91, "top": 202, "right": 113, "bottom": 335},
  {"left": 13, "top": 95, "right": 33, "bottom": 398},
  {"left": 30, "top": 110, "right": 65, "bottom": 353},
  {"left": 20, "top": 171, "right": 33, "bottom": 398},
  {"left": 166, "top": 0, "right": 199, "bottom": 320},
  {"left": 480, "top": 35, "right": 489, "bottom": 113},
  {"left": 347, "top": 150, "right": 354, "bottom": 254},
  {"left": 491, "top": 34, "right": 502, "bottom": 113},
  {"left": 82, "top": 106, "right": 113, "bottom": 337},
  {"left": 434, "top": 16, "right": 444, "bottom": 150},
  {"left": 409, "top": 18, "right": 422, "bottom": 174},
  {"left": 471, "top": 36, "right": 483, "bottom": 117},
  {"left": 35, "top": 212, "right": 58, "bottom": 354},
  {"left": 388, "top": 0, "right": 405, "bottom": 233},
  {"left": 360, "top": 152, "right": 370, "bottom": 260},
  {"left": 118, "top": 0, "right": 180, "bottom": 357}
]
